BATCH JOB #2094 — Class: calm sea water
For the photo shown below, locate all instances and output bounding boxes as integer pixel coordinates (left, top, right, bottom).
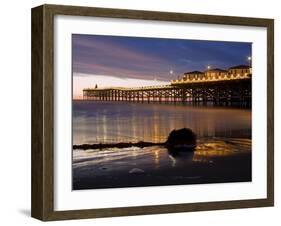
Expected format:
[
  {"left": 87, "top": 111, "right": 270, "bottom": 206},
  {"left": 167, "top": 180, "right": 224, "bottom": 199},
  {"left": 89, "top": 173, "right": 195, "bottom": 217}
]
[
  {"left": 72, "top": 101, "right": 252, "bottom": 190},
  {"left": 73, "top": 101, "right": 251, "bottom": 145}
]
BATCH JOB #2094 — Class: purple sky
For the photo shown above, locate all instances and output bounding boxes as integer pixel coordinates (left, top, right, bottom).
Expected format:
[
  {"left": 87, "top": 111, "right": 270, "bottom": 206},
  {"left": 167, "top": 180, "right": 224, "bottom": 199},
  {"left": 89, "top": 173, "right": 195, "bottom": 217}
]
[{"left": 72, "top": 34, "right": 251, "bottom": 99}]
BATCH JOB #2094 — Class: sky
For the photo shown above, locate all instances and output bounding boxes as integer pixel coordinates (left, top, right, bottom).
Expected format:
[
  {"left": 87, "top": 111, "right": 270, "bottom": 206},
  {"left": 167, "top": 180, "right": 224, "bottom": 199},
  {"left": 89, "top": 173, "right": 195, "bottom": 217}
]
[{"left": 72, "top": 34, "right": 251, "bottom": 99}]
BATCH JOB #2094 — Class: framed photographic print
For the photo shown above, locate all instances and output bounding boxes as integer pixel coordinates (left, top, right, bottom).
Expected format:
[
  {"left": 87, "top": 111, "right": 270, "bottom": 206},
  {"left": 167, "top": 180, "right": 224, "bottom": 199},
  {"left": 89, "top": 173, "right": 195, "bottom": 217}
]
[{"left": 31, "top": 4, "right": 274, "bottom": 221}]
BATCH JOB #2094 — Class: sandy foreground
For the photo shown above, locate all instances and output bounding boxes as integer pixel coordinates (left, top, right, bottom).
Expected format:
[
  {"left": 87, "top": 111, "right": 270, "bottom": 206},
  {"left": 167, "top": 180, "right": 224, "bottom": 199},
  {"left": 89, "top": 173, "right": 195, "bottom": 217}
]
[{"left": 72, "top": 138, "right": 252, "bottom": 190}]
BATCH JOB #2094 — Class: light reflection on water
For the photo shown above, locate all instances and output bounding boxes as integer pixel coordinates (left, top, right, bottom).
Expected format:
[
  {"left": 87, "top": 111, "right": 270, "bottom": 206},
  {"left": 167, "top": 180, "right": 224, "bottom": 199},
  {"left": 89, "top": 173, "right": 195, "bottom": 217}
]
[
  {"left": 73, "top": 138, "right": 251, "bottom": 172},
  {"left": 73, "top": 101, "right": 251, "bottom": 145}
]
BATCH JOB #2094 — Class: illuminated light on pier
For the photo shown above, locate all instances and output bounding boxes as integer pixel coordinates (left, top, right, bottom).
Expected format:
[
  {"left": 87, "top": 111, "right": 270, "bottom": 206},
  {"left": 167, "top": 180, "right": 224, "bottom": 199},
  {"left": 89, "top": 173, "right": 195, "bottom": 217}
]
[
  {"left": 247, "top": 56, "right": 252, "bottom": 67},
  {"left": 83, "top": 65, "right": 252, "bottom": 107}
]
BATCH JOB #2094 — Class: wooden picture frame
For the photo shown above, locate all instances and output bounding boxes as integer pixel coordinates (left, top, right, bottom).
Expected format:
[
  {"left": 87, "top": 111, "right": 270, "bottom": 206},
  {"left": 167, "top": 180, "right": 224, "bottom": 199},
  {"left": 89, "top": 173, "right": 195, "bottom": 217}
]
[{"left": 31, "top": 4, "right": 274, "bottom": 221}]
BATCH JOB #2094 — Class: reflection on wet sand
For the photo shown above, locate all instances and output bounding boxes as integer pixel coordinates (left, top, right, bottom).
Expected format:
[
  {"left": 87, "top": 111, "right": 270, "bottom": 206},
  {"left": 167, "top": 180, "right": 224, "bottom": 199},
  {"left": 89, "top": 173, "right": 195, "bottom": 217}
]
[
  {"left": 72, "top": 138, "right": 251, "bottom": 189},
  {"left": 193, "top": 138, "right": 251, "bottom": 161},
  {"left": 73, "top": 139, "right": 251, "bottom": 168}
]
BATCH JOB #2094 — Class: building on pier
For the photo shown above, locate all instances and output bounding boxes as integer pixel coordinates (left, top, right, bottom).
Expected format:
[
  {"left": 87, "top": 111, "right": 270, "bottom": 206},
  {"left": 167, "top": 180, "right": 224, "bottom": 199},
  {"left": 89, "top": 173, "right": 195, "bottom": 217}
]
[
  {"left": 171, "top": 65, "right": 251, "bottom": 84},
  {"left": 183, "top": 71, "right": 205, "bottom": 80},
  {"left": 228, "top": 65, "right": 252, "bottom": 78},
  {"left": 82, "top": 64, "right": 252, "bottom": 107},
  {"left": 205, "top": 68, "right": 228, "bottom": 80}
]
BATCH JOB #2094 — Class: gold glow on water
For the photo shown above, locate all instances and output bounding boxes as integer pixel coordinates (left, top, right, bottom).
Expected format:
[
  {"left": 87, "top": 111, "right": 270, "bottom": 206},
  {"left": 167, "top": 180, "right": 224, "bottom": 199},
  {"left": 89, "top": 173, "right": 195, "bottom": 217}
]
[
  {"left": 73, "top": 102, "right": 251, "bottom": 145},
  {"left": 192, "top": 139, "right": 251, "bottom": 163}
]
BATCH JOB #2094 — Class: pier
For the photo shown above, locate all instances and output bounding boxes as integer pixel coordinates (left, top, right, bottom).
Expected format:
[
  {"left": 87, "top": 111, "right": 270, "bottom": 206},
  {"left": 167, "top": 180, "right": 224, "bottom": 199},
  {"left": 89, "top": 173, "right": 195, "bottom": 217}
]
[{"left": 83, "top": 65, "right": 252, "bottom": 107}]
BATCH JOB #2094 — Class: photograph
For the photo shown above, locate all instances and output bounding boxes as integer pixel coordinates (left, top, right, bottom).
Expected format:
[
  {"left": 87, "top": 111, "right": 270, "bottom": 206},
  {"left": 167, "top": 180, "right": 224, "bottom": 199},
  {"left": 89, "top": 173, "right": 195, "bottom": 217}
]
[
  {"left": 72, "top": 34, "right": 252, "bottom": 190},
  {"left": 30, "top": 3, "right": 274, "bottom": 221}
]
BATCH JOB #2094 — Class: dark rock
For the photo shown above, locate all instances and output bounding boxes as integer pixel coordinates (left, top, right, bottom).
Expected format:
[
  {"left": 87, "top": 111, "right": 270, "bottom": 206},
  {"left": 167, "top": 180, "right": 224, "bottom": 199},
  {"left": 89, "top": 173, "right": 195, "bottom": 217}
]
[{"left": 165, "top": 128, "right": 197, "bottom": 152}]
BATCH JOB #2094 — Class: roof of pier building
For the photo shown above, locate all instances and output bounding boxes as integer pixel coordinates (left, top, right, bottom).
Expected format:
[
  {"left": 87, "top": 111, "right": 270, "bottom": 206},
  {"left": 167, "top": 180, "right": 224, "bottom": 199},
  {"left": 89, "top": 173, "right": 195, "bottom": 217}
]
[
  {"left": 205, "top": 68, "right": 228, "bottom": 73},
  {"left": 228, "top": 65, "right": 250, "bottom": 69},
  {"left": 183, "top": 70, "right": 204, "bottom": 75}
]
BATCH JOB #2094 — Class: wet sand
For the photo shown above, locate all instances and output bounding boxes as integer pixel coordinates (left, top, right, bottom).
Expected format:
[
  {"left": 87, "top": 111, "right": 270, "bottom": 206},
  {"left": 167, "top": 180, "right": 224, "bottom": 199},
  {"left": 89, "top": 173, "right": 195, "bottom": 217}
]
[{"left": 73, "top": 138, "right": 252, "bottom": 190}]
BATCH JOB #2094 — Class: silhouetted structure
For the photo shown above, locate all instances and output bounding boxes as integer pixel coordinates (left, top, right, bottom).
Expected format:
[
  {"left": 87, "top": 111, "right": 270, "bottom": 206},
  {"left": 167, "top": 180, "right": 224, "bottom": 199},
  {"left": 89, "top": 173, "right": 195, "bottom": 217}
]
[{"left": 83, "top": 65, "right": 252, "bottom": 107}]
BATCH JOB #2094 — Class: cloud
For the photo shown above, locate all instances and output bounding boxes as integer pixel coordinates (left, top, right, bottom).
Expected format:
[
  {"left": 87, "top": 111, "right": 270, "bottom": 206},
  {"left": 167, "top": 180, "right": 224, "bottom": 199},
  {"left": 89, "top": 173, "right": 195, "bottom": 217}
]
[
  {"left": 72, "top": 35, "right": 171, "bottom": 80},
  {"left": 73, "top": 36, "right": 162, "bottom": 63}
]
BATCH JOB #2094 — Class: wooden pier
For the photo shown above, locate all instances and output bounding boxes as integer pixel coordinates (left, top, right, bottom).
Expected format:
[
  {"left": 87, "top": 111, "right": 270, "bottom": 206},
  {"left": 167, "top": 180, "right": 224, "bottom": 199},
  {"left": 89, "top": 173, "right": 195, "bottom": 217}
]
[{"left": 83, "top": 77, "right": 251, "bottom": 107}]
